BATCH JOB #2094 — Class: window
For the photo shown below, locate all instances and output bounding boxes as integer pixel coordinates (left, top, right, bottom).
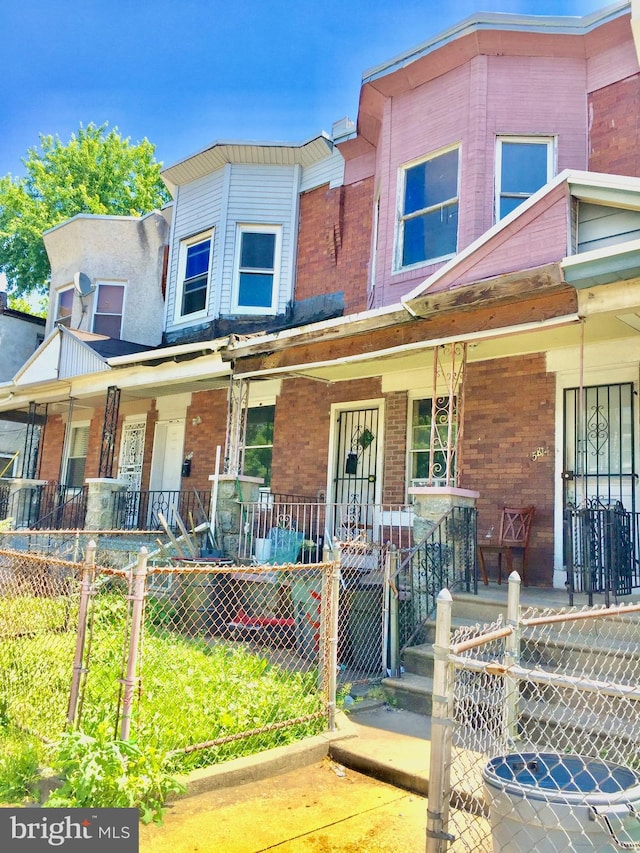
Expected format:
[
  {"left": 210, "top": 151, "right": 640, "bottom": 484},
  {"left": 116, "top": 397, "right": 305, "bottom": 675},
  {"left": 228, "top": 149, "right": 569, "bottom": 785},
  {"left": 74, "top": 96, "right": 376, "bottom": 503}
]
[
  {"left": 176, "top": 231, "right": 212, "bottom": 319},
  {"left": 93, "top": 282, "right": 125, "bottom": 338},
  {"left": 233, "top": 225, "right": 281, "bottom": 313},
  {"left": 55, "top": 287, "right": 74, "bottom": 328},
  {"left": 495, "top": 136, "right": 554, "bottom": 220},
  {"left": 65, "top": 424, "right": 90, "bottom": 488},
  {"left": 243, "top": 405, "right": 275, "bottom": 487},
  {"left": 409, "top": 398, "right": 457, "bottom": 486},
  {"left": 398, "top": 147, "right": 459, "bottom": 268},
  {"left": 0, "top": 454, "right": 16, "bottom": 478}
]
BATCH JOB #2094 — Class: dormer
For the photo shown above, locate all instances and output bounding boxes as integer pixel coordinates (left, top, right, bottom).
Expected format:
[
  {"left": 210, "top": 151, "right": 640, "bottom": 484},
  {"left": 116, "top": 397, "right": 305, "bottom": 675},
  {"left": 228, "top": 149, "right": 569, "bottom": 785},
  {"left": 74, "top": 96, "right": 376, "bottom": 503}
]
[
  {"left": 161, "top": 135, "right": 342, "bottom": 344},
  {"left": 43, "top": 210, "right": 171, "bottom": 347}
]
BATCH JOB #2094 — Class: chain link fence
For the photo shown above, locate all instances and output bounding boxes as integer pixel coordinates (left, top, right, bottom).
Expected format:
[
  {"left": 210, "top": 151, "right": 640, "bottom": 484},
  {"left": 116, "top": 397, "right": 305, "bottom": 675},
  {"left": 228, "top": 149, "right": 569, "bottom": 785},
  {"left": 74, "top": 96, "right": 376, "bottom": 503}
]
[
  {"left": 428, "top": 576, "right": 640, "bottom": 852},
  {"left": 0, "top": 545, "right": 340, "bottom": 775}
]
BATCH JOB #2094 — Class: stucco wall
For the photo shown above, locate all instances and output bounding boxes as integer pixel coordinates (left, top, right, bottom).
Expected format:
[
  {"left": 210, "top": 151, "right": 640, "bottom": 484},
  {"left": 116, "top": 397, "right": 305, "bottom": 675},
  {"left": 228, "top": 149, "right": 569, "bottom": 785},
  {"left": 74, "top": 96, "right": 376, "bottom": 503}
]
[{"left": 43, "top": 211, "right": 169, "bottom": 346}]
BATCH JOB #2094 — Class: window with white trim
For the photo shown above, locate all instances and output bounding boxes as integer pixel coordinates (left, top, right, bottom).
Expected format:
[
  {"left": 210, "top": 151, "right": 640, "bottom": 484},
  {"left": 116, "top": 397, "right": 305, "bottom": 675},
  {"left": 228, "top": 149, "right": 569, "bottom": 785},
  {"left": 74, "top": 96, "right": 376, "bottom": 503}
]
[
  {"left": 495, "top": 136, "right": 554, "bottom": 221},
  {"left": 243, "top": 405, "right": 275, "bottom": 487},
  {"left": 176, "top": 230, "right": 213, "bottom": 320},
  {"left": 64, "top": 424, "right": 90, "bottom": 488},
  {"left": 93, "top": 281, "right": 125, "bottom": 338},
  {"left": 408, "top": 398, "right": 457, "bottom": 487},
  {"left": 55, "top": 287, "right": 74, "bottom": 328},
  {"left": 398, "top": 147, "right": 459, "bottom": 269},
  {"left": 233, "top": 225, "right": 281, "bottom": 314}
]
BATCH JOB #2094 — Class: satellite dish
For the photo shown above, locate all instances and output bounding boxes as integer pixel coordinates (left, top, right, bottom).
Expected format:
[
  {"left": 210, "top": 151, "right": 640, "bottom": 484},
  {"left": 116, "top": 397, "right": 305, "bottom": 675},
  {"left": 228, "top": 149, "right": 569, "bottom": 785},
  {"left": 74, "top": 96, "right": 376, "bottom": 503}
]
[{"left": 73, "top": 272, "right": 94, "bottom": 297}]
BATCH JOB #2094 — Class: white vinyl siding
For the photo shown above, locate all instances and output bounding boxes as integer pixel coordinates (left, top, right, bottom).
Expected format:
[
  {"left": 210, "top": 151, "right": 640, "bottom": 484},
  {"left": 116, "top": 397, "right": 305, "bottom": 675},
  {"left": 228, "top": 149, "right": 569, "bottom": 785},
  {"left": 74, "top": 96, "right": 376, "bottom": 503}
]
[
  {"left": 578, "top": 203, "right": 640, "bottom": 254},
  {"left": 165, "top": 164, "right": 300, "bottom": 330},
  {"left": 166, "top": 172, "right": 224, "bottom": 327},
  {"left": 300, "top": 148, "right": 345, "bottom": 192}
]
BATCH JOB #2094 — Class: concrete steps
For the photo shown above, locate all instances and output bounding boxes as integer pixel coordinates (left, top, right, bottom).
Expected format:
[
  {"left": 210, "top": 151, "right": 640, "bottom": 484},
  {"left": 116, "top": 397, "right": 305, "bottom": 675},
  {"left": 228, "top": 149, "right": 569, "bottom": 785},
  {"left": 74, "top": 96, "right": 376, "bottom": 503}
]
[{"left": 381, "top": 587, "right": 640, "bottom": 748}]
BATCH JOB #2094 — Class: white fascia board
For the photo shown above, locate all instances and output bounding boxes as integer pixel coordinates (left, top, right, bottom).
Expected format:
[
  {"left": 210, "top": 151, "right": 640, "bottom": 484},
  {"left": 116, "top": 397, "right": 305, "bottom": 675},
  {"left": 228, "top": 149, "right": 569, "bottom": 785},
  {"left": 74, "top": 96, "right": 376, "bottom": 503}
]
[{"left": 562, "top": 238, "right": 640, "bottom": 286}]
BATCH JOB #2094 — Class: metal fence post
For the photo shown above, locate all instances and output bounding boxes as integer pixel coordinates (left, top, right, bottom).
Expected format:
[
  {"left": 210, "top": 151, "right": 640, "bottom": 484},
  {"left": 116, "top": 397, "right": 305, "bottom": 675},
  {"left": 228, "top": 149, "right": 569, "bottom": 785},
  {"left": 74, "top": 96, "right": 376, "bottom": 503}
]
[
  {"left": 426, "top": 588, "right": 455, "bottom": 853},
  {"left": 67, "top": 540, "right": 96, "bottom": 729},
  {"left": 383, "top": 546, "right": 399, "bottom": 676},
  {"left": 327, "top": 559, "right": 341, "bottom": 731},
  {"left": 120, "top": 546, "right": 148, "bottom": 741},
  {"left": 505, "top": 570, "right": 521, "bottom": 743}
]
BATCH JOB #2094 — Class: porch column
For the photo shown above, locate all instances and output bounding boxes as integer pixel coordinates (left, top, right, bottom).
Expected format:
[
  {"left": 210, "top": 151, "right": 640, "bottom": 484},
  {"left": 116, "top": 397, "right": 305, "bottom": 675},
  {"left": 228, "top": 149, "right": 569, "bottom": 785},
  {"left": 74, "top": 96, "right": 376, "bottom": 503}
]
[
  {"left": 84, "top": 478, "right": 129, "bottom": 530},
  {"left": 409, "top": 486, "right": 479, "bottom": 541},
  {"left": 209, "top": 474, "right": 262, "bottom": 560}
]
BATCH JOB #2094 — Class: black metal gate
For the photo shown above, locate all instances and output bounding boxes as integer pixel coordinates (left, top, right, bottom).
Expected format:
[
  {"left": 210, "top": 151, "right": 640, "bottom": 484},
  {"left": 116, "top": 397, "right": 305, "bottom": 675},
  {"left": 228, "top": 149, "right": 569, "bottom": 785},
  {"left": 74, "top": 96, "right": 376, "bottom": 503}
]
[
  {"left": 333, "top": 407, "right": 379, "bottom": 535},
  {"left": 563, "top": 383, "right": 638, "bottom": 598}
]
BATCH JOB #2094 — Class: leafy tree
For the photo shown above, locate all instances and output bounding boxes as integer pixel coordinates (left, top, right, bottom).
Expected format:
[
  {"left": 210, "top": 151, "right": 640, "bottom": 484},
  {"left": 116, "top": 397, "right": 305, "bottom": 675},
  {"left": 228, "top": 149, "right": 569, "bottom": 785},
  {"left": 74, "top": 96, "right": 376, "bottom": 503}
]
[
  {"left": 0, "top": 123, "right": 171, "bottom": 297},
  {"left": 7, "top": 295, "right": 47, "bottom": 317}
]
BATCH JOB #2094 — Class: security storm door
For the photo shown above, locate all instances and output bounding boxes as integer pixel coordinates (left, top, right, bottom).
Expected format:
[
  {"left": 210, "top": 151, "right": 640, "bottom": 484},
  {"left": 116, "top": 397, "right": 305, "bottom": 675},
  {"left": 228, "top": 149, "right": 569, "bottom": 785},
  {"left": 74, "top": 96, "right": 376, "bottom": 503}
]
[
  {"left": 563, "top": 383, "right": 636, "bottom": 510},
  {"left": 563, "top": 383, "right": 638, "bottom": 596},
  {"left": 118, "top": 419, "right": 146, "bottom": 492},
  {"left": 332, "top": 407, "right": 380, "bottom": 538}
]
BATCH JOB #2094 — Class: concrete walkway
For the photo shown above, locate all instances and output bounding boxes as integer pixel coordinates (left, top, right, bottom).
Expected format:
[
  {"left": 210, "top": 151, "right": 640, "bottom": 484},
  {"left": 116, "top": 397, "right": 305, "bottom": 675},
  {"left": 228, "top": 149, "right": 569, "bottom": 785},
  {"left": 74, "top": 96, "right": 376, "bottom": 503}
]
[{"left": 140, "top": 704, "right": 432, "bottom": 853}]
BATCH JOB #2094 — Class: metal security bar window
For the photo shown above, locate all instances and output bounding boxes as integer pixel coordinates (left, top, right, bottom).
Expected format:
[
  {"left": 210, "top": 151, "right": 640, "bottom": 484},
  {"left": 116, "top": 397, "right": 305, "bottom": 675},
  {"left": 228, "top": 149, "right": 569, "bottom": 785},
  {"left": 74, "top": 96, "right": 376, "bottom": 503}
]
[{"left": 409, "top": 397, "right": 457, "bottom": 487}]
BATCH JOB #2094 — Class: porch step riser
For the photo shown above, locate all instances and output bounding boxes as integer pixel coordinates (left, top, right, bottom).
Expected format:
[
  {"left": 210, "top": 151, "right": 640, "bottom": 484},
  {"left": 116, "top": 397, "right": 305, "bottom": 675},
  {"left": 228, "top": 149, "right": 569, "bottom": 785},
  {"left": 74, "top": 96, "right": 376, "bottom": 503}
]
[
  {"left": 382, "top": 678, "right": 639, "bottom": 753},
  {"left": 402, "top": 641, "right": 640, "bottom": 686}
]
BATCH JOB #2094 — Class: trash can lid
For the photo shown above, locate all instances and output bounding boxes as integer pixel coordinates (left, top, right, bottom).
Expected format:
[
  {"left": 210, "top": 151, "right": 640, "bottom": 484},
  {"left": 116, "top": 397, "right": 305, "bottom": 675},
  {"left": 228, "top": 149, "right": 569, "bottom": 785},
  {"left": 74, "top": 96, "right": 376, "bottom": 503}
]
[{"left": 483, "top": 753, "right": 640, "bottom": 805}]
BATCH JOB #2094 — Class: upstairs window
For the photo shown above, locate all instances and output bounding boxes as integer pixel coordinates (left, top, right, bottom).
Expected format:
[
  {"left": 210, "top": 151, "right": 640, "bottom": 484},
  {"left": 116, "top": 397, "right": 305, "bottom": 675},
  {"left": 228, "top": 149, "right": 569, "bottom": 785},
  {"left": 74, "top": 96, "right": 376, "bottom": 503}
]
[
  {"left": 55, "top": 287, "right": 74, "bottom": 328},
  {"left": 495, "top": 136, "right": 554, "bottom": 220},
  {"left": 176, "top": 231, "right": 212, "bottom": 320},
  {"left": 233, "top": 225, "right": 281, "bottom": 314},
  {"left": 243, "top": 405, "right": 275, "bottom": 487},
  {"left": 93, "top": 281, "right": 125, "bottom": 338},
  {"left": 398, "top": 147, "right": 459, "bottom": 269}
]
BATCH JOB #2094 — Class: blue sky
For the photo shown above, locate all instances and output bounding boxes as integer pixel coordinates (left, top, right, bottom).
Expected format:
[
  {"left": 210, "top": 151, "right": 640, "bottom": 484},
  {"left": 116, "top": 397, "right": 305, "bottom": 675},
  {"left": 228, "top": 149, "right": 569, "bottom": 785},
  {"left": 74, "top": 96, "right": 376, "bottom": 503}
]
[{"left": 0, "top": 0, "right": 615, "bottom": 178}]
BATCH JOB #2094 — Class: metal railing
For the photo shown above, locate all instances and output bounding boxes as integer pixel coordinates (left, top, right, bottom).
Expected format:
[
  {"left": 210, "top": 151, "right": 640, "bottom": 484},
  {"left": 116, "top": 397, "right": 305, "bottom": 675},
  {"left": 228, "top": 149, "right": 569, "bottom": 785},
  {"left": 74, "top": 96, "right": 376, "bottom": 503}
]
[
  {"left": 0, "top": 483, "right": 88, "bottom": 530},
  {"left": 427, "top": 576, "right": 640, "bottom": 852},
  {"left": 395, "top": 505, "right": 477, "bottom": 653},
  {"left": 237, "top": 500, "right": 414, "bottom": 564},
  {"left": 112, "top": 489, "right": 211, "bottom": 531},
  {"left": 564, "top": 502, "right": 640, "bottom": 605}
]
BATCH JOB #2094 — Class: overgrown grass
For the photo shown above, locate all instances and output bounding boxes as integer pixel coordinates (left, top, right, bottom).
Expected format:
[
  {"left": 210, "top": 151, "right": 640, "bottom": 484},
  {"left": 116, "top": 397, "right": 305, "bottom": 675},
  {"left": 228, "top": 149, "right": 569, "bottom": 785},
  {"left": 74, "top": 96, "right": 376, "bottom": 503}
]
[{"left": 0, "top": 590, "right": 327, "bottom": 778}]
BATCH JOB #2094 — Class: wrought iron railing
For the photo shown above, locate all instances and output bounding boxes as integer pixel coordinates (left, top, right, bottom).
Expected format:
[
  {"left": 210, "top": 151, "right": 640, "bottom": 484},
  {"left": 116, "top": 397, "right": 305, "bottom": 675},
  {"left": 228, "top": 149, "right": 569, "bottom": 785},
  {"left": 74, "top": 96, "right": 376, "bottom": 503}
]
[
  {"left": 0, "top": 483, "right": 10, "bottom": 521},
  {"left": 112, "top": 489, "right": 212, "bottom": 531},
  {"left": 564, "top": 501, "right": 640, "bottom": 605},
  {"left": 395, "top": 505, "right": 477, "bottom": 652},
  {"left": 30, "top": 485, "right": 88, "bottom": 530},
  {"left": 237, "top": 500, "right": 414, "bottom": 564},
  {"left": 0, "top": 482, "right": 89, "bottom": 530}
]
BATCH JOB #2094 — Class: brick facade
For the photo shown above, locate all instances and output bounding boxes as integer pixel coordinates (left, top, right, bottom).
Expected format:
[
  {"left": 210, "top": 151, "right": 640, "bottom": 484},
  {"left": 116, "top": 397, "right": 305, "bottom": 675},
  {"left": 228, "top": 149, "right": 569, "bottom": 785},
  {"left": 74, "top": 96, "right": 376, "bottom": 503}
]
[
  {"left": 382, "top": 391, "right": 408, "bottom": 505},
  {"left": 271, "top": 376, "right": 383, "bottom": 499},
  {"left": 461, "top": 353, "right": 555, "bottom": 586},
  {"left": 183, "top": 389, "right": 229, "bottom": 492},
  {"left": 589, "top": 74, "right": 640, "bottom": 177},
  {"left": 295, "top": 178, "right": 373, "bottom": 315},
  {"left": 38, "top": 415, "right": 65, "bottom": 482}
]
